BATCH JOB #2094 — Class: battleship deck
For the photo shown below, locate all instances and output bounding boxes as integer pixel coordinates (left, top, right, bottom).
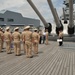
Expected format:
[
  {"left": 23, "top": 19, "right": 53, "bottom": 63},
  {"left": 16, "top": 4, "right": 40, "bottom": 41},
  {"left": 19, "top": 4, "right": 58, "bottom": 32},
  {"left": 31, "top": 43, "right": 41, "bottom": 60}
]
[
  {"left": 0, "top": 41, "right": 75, "bottom": 75},
  {"left": 49, "top": 35, "right": 75, "bottom": 42}
]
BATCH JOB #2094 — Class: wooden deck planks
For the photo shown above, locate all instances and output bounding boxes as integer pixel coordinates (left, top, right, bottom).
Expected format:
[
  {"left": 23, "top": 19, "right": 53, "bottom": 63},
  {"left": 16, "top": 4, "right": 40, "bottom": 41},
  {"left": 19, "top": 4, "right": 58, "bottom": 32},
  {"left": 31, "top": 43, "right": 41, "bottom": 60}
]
[{"left": 0, "top": 41, "right": 75, "bottom": 75}]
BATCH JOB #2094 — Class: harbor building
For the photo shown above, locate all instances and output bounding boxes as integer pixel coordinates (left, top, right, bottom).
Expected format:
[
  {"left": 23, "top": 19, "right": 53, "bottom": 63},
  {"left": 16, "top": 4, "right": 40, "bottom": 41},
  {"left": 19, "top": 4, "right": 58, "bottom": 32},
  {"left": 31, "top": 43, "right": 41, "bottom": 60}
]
[{"left": 0, "top": 10, "right": 40, "bottom": 32}]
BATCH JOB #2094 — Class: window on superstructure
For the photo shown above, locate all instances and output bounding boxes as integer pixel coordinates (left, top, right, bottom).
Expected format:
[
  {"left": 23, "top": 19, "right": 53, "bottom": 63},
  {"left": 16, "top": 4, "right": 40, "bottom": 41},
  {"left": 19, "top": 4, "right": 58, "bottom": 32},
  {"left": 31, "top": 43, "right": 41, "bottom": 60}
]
[
  {"left": 0, "top": 18, "right": 4, "bottom": 21},
  {"left": 7, "top": 18, "right": 14, "bottom": 22}
]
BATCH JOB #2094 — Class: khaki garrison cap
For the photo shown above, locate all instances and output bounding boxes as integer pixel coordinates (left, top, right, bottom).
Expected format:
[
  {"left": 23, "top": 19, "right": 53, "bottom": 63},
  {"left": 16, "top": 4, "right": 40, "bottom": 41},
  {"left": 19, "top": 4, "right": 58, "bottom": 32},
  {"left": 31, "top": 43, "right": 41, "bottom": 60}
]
[
  {"left": 24, "top": 26, "right": 30, "bottom": 30},
  {"left": 6, "top": 27, "right": 10, "bottom": 30},
  {"left": 14, "top": 27, "right": 19, "bottom": 31}
]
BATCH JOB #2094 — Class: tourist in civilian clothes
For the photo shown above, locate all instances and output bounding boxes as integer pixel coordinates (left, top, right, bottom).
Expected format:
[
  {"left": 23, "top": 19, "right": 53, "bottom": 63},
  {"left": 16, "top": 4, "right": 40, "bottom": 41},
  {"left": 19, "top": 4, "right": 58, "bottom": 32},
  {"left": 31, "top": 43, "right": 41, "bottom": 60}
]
[
  {"left": 39, "top": 30, "right": 42, "bottom": 44},
  {"left": 42, "top": 30, "right": 46, "bottom": 44},
  {"left": 58, "top": 30, "right": 63, "bottom": 46}
]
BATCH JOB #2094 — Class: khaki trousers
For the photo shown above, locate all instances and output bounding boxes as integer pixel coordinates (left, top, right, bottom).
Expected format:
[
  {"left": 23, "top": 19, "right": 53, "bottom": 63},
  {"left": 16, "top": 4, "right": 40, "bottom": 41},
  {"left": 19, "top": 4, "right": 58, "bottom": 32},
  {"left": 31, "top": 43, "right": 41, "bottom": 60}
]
[
  {"left": 45, "top": 39, "right": 48, "bottom": 45},
  {"left": 5, "top": 40, "right": 11, "bottom": 53},
  {"left": 25, "top": 41, "right": 32, "bottom": 57},
  {"left": 14, "top": 41, "right": 21, "bottom": 55},
  {"left": 33, "top": 40, "right": 38, "bottom": 54},
  {"left": 1, "top": 40, "right": 3, "bottom": 49},
  {"left": 23, "top": 42, "right": 25, "bottom": 53},
  {"left": 0, "top": 39, "right": 2, "bottom": 52}
]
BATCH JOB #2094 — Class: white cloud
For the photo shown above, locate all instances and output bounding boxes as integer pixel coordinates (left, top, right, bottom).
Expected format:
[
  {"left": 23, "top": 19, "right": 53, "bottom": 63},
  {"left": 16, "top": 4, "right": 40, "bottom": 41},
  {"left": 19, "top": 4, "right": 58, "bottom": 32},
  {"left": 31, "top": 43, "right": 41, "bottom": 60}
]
[
  {"left": 0, "top": 0, "right": 25, "bottom": 10},
  {"left": 0, "top": 0, "right": 63, "bottom": 25}
]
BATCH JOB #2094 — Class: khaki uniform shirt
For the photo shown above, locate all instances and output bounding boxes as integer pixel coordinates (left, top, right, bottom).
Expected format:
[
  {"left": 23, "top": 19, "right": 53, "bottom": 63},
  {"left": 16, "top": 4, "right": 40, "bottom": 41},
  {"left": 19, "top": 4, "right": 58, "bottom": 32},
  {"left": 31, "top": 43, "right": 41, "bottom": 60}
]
[
  {"left": 23, "top": 31, "right": 32, "bottom": 42},
  {"left": 32, "top": 32, "right": 39, "bottom": 43},
  {"left": 12, "top": 32, "right": 20, "bottom": 41},
  {"left": 4, "top": 31, "right": 11, "bottom": 41},
  {"left": 21, "top": 31, "right": 25, "bottom": 41},
  {"left": 0, "top": 31, "right": 3, "bottom": 39}
]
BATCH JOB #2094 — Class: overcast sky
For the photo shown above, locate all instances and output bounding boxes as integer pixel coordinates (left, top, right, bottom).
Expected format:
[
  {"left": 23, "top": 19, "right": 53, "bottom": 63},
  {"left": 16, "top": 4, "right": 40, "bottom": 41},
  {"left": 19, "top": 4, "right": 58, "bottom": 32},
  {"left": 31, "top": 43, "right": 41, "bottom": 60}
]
[{"left": 0, "top": 0, "right": 64, "bottom": 25}]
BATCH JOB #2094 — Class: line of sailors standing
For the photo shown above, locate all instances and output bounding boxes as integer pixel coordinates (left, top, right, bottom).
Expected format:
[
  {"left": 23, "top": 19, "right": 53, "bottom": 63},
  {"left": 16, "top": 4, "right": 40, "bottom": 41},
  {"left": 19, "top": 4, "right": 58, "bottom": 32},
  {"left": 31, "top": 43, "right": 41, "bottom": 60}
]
[{"left": 0, "top": 26, "right": 49, "bottom": 58}]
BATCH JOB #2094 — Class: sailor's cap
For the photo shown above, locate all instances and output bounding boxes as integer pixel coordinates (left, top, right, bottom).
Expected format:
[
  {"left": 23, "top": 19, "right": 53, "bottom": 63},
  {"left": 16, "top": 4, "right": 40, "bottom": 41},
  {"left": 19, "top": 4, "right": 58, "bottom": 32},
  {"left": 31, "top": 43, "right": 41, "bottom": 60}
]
[
  {"left": 24, "top": 26, "right": 30, "bottom": 29},
  {"left": 14, "top": 27, "right": 19, "bottom": 31},
  {"left": 6, "top": 27, "right": 10, "bottom": 30}
]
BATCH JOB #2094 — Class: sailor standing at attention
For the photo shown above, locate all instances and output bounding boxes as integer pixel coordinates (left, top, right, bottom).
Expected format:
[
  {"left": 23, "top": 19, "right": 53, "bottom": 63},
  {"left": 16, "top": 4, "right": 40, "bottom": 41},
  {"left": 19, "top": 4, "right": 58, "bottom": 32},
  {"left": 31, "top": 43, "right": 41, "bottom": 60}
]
[
  {"left": 32, "top": 29, "right": 39, "bottom": 54},
  {"left": 23, "top": 26, "right": 33, "bottom": 58},
  {"left": 12, "top": 27, "right": 21, "bottom": 56},
  {"left": 1, "top": 28, "right": 4, "bottom": 49},
  {"left": 0, "top": 27, "right": 4, "bottom": 52},
  {"left": 4, "top": 27, "right": 12, "bottom": 54}
]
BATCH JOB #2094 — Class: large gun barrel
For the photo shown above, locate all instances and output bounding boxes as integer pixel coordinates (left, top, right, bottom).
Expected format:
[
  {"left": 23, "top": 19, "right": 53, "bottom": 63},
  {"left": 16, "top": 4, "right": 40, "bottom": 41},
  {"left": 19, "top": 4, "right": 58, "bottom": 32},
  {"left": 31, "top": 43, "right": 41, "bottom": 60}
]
[
  {"left": 68, "top": 0, "right": 74, "bottom": 34},
  {"left": 63, "top": 8, "right": 67, "bottom": 24},
  {"left": 47, "top": 0, "right": 63, "bottom": 34},
  {"left": 27, "top": 0, "right": 48, "bottom": 27}
]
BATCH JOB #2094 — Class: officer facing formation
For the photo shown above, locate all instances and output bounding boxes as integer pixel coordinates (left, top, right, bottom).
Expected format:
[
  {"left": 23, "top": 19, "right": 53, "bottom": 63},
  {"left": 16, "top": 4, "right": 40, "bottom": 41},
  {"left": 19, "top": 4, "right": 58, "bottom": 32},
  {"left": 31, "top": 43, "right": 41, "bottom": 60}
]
[
  {"left": 23, "top": 26, "right": 33, "bottom": 58},
  {"left": 42, "top": 30, "right": 46, "bottom": 44},
  {"left": 0, "top": 27, "right": 4, "bottom": 52},
  {"left": 12, "top": 27, "right": 21, "bottom": 56},
  {"left": 4, "top": 27, "right": 12, "bottom": 54},
  {"left": 32, "top": 29, "right": 39, "bottom": 54}
]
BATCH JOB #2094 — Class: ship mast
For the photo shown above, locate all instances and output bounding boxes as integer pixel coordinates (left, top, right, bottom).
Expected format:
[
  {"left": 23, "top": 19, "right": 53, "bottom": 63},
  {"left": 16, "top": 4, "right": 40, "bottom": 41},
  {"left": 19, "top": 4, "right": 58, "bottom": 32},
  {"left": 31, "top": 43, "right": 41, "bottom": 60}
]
[{"left": 63, "top": 0, "right": 75, "bottom": 34}]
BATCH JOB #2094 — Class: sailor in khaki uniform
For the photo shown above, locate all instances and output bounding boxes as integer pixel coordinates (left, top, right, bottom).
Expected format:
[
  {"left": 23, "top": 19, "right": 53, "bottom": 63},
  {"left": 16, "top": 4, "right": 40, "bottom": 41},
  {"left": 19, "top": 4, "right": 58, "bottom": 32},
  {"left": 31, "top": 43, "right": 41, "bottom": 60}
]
[
  {"left": 23, "top": 26, "right": 33, "bottom": 58},
  {"left": 32, "top": 29, "right": 39, "bottom": 54},
  {"left": 0, "top": 27, "right": 4, "bottom": 52},
  {"left": 4, "top": 27, "right": 12, "bottom": 54},
  {"left": 21, "top": 28, "right": 26, "bottom": 53},
  {"left": 1, "top": 28, "right": 4, "bottom": 49},
  {"left": 12, "top": 27, "right": 21, "bottom": 56},
  {"left": 45, "top": 29, "right": 49, "bottom": 45}
]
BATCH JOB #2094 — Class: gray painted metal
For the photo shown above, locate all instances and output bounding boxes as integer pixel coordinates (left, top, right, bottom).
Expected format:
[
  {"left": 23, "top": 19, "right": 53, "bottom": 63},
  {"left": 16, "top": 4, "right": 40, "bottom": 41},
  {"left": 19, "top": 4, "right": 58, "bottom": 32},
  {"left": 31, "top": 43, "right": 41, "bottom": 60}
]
[
  {"left": 63, "top": 8, "right": 67, "bottom": 21},
  {"left": 64, "top": 0, "right": 75, "bottom": 4},
  {"left": 54, "top": 8, "right": 60, "bottom": 23},
  {"left": 47, "top": 0, "right": 61, "bottom": 27},
  {"left": 27, "top": 0, "right": 48, "bottom": 27},
  {"left": 0, "top": 10, "right": 40, "bottom": 27},
  {"left": 69, "top": 0, "right": 74, "bottom": 28}
]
